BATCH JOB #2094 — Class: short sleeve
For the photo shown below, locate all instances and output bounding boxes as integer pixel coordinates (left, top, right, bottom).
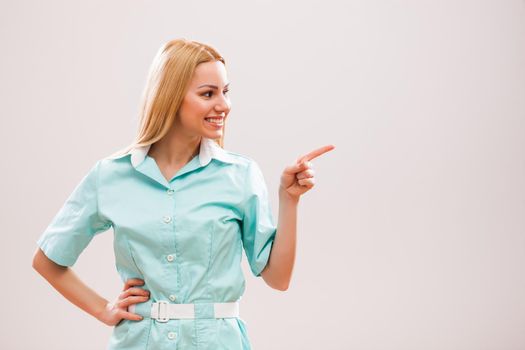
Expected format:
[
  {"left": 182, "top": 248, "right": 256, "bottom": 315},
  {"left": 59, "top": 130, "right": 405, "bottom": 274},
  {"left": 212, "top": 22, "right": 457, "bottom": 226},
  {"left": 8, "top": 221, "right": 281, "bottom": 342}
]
[
  {"left": 36, "top": 160, "right": 112, "bottom": 267},
  {"left": 240, "top": 160, "right": 277, "bottom": 277}
]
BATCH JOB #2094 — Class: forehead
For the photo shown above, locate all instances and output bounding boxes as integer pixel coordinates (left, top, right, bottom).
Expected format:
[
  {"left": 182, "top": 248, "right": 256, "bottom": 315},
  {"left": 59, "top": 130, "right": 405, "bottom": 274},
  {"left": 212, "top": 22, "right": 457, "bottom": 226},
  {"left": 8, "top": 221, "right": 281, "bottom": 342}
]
[{"left": 190, "top": 61, "right": 228, "bottom": 86}]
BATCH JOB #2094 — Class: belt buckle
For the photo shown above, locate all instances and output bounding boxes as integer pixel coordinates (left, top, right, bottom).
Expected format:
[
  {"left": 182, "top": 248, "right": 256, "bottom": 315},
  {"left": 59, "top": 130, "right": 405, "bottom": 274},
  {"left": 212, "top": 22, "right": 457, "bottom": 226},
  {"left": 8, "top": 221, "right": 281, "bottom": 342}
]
[{"left": 155, "top": 300, "right": 169, "bottom": 323}]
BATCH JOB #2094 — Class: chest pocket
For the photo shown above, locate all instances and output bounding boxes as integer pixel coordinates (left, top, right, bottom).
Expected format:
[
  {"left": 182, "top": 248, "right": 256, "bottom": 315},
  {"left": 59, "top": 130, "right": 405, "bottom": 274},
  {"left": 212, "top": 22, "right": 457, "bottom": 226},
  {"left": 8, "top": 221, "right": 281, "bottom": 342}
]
[{"left": 175, "top": 210, "right": 242, "bottom": 270}]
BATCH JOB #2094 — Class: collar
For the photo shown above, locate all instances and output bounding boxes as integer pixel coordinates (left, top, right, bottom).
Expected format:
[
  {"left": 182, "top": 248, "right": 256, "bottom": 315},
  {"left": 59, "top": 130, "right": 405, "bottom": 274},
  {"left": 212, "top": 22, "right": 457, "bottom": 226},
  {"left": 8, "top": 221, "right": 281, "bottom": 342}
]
[{"left": 109, "top": 137, "right": 238, "bottom": 168}]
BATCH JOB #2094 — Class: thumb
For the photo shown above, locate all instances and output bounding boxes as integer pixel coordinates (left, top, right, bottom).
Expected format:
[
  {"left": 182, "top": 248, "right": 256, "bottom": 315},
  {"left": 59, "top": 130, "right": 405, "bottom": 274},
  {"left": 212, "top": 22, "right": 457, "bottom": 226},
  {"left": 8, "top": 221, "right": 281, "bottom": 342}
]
[{"left": 290, "top": 160, "right": 309, "bottom": 173}]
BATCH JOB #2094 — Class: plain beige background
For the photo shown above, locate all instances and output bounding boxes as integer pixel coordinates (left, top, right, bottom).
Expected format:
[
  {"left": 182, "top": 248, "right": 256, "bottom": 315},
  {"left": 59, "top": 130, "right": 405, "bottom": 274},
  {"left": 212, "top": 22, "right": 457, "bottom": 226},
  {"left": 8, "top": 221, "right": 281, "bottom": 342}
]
[{"left": 1, "top": 0, "right": 524, "bottom": 349}]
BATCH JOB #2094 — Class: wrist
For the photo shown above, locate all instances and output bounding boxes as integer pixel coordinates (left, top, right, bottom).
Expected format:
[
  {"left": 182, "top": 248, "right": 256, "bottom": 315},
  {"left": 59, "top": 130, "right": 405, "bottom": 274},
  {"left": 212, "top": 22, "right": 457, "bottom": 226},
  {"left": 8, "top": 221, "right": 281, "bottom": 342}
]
[
  {"left": 94, "top": 299, "right": 110, "bottom": 322},
  {"left": 279, "top": 187, "right": 299, "bottom": 204}
]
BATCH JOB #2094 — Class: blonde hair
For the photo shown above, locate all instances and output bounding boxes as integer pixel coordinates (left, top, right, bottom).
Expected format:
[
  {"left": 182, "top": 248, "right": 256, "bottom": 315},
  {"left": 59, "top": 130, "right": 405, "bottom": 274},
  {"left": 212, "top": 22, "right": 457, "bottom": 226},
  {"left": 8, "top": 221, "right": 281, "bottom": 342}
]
[{"left": 109, "top": 38, "right": 227, "bottom": 158}]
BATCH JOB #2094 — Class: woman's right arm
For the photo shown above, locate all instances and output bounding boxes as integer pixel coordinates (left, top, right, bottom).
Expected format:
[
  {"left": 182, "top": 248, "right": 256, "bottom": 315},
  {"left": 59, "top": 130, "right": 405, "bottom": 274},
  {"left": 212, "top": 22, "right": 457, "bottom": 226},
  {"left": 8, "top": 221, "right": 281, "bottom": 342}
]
[{"left": 32, "top": 247, "right": 149, "bottom": 326}]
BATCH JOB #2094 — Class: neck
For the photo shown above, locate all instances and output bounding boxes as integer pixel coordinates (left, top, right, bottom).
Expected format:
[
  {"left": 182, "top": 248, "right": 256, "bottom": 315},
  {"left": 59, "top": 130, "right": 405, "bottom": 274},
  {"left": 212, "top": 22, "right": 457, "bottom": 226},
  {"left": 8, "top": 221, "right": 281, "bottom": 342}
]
[{"left": 148, "top": 130, "right": 202, "bottom": 166}]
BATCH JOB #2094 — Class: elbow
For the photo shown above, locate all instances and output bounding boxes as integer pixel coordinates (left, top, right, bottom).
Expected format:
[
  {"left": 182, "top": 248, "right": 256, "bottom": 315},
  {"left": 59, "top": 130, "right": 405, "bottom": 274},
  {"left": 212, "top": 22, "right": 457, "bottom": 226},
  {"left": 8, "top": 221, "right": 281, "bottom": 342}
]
[
  {"left": 273, "top": 285, "right": 288, "bottom": 292},
  {"left": 32, "top": 248, "right": 65, "bottom": 273},
  {"left": 260, "top": 266, "right": 291, "bottom": 291},
  {"left": 272, "top": 280, "right": 290, "bottom": 292},
  {"left": 32, "top": 249, "right": 42, "bottom": 271}
]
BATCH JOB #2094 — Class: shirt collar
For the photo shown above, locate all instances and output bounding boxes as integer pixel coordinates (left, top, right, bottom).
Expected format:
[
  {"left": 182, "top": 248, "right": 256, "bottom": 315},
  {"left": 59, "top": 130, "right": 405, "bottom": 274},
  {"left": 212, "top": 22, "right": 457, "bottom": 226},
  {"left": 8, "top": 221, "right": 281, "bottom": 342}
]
[{"left": 109, "top": 137, "right": 237, "bottom": 168}]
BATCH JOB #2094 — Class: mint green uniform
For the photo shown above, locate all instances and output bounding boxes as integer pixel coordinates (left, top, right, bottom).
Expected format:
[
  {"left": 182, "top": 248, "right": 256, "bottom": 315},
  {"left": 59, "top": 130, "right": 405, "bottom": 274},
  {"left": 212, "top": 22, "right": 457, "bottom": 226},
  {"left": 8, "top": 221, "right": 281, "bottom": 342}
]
[{"left": 36, "top": 137, "right": 277, "bottom": 349}]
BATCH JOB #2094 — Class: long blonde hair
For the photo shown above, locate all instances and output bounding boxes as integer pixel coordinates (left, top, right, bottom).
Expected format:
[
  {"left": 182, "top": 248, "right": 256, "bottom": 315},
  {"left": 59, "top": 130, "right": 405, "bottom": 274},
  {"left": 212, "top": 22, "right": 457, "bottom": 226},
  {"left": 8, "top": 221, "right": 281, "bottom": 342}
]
[{"left": 109, "top": 38, "right": 227, "bottom": 158}]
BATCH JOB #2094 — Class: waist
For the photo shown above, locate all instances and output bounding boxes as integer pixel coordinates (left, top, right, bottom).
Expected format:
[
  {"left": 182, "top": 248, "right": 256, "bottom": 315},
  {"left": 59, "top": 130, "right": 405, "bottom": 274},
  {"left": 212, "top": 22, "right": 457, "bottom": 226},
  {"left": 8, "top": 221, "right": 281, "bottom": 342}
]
[{"left": 129, "top": 299, "right": 240, "bottom": 321}]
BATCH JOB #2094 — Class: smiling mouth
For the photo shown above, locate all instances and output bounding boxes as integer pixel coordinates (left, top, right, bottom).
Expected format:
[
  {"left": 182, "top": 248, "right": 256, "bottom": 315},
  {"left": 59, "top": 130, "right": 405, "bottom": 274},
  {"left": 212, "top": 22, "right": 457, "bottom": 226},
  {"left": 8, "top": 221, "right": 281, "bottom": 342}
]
[{"left": 204, "top": 117, "right": 224, "bottom": 125}]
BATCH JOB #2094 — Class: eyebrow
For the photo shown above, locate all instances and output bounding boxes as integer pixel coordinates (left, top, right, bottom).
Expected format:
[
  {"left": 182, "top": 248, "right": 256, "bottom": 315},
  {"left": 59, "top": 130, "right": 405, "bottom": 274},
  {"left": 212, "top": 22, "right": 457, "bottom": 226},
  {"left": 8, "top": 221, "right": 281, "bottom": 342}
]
[{"left": 197, "top": 83, "right": 230, "bottom": 89}]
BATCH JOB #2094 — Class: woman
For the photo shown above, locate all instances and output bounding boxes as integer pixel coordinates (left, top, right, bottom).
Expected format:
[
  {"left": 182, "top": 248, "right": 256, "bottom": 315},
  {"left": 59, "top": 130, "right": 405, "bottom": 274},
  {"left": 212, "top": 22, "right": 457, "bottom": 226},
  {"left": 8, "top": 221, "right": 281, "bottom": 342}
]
[{"left": 32, "top": 38, "right": 334, "bottom": 349}]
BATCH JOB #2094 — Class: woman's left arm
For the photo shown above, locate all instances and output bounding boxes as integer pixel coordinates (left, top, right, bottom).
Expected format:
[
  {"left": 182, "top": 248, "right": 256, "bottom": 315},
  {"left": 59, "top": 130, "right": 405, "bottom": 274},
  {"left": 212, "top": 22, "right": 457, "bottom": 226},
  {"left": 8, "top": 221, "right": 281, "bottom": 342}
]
[{"left": 261, "top": 145, "right": 335, "bottom": 291}]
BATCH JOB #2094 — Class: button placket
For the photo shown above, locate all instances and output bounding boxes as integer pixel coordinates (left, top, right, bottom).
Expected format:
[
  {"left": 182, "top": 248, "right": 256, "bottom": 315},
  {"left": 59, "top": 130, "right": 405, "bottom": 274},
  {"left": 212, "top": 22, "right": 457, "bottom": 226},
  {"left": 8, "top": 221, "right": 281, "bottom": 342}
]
[{"left": 165, "top": 187, "right": 178, "bottom": 310}]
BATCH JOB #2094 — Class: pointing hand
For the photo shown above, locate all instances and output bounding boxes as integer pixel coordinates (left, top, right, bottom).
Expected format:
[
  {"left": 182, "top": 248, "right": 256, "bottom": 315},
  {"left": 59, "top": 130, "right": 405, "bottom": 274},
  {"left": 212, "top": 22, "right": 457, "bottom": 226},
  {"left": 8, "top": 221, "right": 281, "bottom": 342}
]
[{"left": 279, "top": 144, "right": 335, "bottom": 200}]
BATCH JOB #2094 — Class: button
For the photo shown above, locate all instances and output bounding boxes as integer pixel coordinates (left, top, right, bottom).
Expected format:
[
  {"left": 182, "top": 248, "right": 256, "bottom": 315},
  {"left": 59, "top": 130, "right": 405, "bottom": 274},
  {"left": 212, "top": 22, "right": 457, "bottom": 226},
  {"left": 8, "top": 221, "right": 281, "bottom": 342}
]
[
  {"left": 166, "top": 254, "right": 175, "bottom": 262},
  {"left": 167, "top": 189, "right": 175, "bottom": 195},
  {"left": 163, "top": 215, "right": 172, "bottom": 223},
  {"left": 169, "top": 294, "right": 176, "bottom": 301},
  {"left": 167, "top": 331, "right": 177, "bottom": 340}
]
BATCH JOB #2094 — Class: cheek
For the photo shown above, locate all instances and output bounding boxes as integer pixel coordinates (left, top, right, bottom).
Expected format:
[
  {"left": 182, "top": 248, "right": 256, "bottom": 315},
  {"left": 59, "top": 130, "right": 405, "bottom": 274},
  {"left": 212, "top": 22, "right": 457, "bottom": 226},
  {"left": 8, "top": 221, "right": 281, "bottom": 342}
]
[{"left": 179, "top": 97, "right": 210, "bottom": 122}]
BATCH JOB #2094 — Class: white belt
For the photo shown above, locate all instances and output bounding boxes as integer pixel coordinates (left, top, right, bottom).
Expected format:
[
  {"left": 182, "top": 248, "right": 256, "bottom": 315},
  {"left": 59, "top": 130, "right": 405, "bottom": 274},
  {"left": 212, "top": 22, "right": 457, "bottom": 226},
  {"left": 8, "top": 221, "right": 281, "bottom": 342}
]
[{"left": 146, "top": 301, "right": 239, "bottom": 322}]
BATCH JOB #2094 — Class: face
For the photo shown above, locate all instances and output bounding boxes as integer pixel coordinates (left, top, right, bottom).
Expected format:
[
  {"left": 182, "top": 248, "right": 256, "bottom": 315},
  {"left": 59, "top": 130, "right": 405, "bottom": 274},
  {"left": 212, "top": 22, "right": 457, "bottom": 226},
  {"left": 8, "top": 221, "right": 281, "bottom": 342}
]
[{"left": 175, "top": 60, "right": 231, "bottom": 139}]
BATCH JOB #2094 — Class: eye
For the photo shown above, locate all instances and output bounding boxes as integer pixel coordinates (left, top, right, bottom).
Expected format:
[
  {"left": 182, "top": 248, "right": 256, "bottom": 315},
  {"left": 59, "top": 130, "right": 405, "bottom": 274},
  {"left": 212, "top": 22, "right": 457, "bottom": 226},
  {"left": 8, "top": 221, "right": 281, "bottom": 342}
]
[{"left": 202, "top": 89, "right": 230, "bottom": 98}]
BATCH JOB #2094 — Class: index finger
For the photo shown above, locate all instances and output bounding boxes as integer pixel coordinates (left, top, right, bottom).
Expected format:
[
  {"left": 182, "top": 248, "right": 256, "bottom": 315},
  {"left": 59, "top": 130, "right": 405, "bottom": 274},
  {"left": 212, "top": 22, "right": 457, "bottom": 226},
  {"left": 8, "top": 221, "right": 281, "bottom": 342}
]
[
  {"left": 123, "top": 278, "right": 144, "bottom": 291},
  {"left": 297, "top": 144, "right": 335, "bottom": 163}
]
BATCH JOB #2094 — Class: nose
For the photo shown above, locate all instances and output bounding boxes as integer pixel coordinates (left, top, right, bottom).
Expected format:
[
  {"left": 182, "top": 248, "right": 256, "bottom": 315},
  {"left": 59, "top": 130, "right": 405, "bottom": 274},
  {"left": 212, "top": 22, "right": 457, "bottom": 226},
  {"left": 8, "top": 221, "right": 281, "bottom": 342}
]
[{"left": 215, "top": 93, "right": 231, "bottom": 114}]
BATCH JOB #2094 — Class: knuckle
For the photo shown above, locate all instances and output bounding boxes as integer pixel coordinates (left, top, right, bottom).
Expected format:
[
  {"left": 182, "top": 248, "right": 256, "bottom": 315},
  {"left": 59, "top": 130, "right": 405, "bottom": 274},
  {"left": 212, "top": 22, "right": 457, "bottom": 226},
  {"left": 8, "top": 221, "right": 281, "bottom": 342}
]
[
  {"left": 132, "top": 287, "right": 149, "bottom": 296},
  {"left": 127, "top": 278, "right": 143, "bottom": 286}
]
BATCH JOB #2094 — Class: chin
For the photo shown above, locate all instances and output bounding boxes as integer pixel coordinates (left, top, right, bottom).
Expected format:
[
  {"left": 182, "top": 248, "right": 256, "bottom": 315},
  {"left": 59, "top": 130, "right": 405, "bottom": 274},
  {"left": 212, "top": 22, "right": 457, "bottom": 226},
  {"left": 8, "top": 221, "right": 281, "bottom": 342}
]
[{"left": 204, "top": 130, "right": 223, "bottom": 138}]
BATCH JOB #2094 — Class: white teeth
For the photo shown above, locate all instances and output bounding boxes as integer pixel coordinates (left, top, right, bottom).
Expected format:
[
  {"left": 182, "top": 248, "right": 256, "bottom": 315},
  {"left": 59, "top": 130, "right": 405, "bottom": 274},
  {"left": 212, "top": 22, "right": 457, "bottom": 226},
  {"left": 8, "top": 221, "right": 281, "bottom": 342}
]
[{"left": 206, "top": 118, "right": 223, "bottom": 124}]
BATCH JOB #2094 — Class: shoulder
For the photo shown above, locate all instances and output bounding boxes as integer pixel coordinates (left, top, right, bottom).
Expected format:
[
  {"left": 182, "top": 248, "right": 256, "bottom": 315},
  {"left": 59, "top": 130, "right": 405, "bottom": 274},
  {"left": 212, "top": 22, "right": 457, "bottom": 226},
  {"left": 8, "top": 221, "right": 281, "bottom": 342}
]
[
  {"left": 223, "top": 150, "right": 270, "bottom": 189},
  {"left": 222, "top": 149, "right": 254, "bottom": 166},
  {"left": 100, "top": 154, "right": 130, "bottom": 169},
  {"left": 220, "top": 149, "right": 265, "bottom": 176},
  {"left": 89, "top": 152, "right": 134, "bottom": 183}
]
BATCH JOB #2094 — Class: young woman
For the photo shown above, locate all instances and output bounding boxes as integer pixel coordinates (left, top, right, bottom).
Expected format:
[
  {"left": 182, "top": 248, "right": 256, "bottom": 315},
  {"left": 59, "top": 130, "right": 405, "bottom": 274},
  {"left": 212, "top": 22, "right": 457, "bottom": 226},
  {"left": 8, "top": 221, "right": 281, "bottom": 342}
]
[{"left": 32, "top": 38, "right": 334, "bottom": 349}]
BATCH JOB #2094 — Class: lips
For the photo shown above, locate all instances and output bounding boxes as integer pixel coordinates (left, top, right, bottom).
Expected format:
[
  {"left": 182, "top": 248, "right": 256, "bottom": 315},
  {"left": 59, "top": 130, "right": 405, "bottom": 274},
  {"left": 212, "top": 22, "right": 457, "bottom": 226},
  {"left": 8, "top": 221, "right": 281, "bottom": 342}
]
[{"left": 204, "top": 116, "right": 224, "bottom": 129}]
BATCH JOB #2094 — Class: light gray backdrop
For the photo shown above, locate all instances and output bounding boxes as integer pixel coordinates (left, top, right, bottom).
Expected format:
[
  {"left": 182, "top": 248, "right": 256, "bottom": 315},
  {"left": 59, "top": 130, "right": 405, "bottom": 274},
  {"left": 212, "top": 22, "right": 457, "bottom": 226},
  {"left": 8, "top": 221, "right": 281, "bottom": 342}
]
[{"left": 2, "top": 0, "right": 524, "bottom": 349}]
